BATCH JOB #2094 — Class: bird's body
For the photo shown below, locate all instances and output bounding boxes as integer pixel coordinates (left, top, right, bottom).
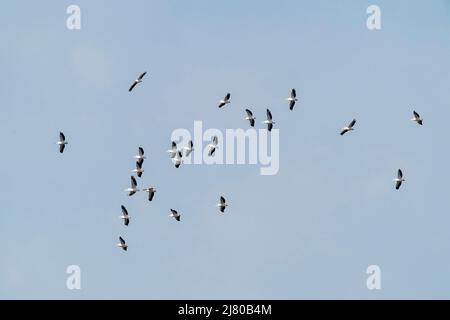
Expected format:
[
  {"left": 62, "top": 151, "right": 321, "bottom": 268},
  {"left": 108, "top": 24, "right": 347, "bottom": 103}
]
[
  {"left": 124, "top": 176, "right": 139, "bottom": 196},
  {"left": 167, "top": 141, "right": 177, "bottom": 158},
  {"left": 129, "top": 72, "right": 147, "bottom": 92},
  {"left": 411, "top": 110, "right": 423, "bottom": 125},
  {"left": 57, "top": 132, "right": 68, "bottom": 153},
  {"left": 207, "top": 136, "right": 219, "bottom": 156},
  {"left": 216, "top": 196, "right": 228, "bottom": 213},
  {"left": 262, "top": 109, "right": 275, "bottom": 131},
  {"left": 120, "top": 205, "right": 130, "bottom": 226},
  {"left": 340, "top": 119, "right": 356, "bottom": 136},
  {"left": 117, "top": 236, "right": 128, "bottom": 251},
  {"left": 169, "top": 209, "right": 181, "bottom": 221},
  {"left": 131, "top": 161, "right": 144, "bottom": 178},
  {"left": 286, "top": 88, "right": 298, "bottom": 110},
  {"left": 142, "top": 187, "right": 156, "bottom": 201},
  {"left": 218, "top": 93, "right": 231, "bottom": 108},
  {"left": 393, "top": 169, "right": 405, "bottom": 190},
  {"left": 183, "top": 140, "right": 194, "bottom": 157},
  {"left": 244, "top": 109, "right": 256, "bottom": 127}
]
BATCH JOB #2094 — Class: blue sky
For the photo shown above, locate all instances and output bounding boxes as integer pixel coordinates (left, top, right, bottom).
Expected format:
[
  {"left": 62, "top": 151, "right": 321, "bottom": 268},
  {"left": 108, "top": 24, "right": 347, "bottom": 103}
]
[{"left": 1, "top": 0, "right": 450, "bottom": 299}]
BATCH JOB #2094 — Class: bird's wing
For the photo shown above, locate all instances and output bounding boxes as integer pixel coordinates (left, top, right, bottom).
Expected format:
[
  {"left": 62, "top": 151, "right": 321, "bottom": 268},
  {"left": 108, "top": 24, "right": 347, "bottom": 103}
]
[
  {"left": 413, "top": 111, "right": 420, "bottom": 119},
  {"left": 138, "top": 147, "right": 144, "bottom": 156},
  {"left": 249, "top": 119, "right": 255, "bottom": 127},
  {"left": 171, "top": 141, "right": 177, "bottom": 149},
  {"left": 121, "top": 205, "right": 128, "bottom": 216},
  {"left": 266, "top": 109, "right": 272, "bottom": 120},
  {"left": 148, "top": 191, "right": 154, "bottom": 201},
  {"left": 340, "top": 129, "right": 347, "bottom": 136},
  {"left": 131, "top": 176, "right": 137, "bottom": 187},
  {"left": 268, "top": 123, "right": 273, "bottom": 131},
  {"left": 128, "top": 82, "right": 137, "bottom": 92},
  {"left": 59, "top": 132, "right": 66, "bottom": 141},
  {"left": 170, "top": 209, "right": 178, "bottom": 215},
  {"left": 289, "top": 100, "right": 295, "bottom": 110},
  {"left": 59, "top": 144, "right": 65, "bottom": 153},
  {"left": 138, "top": 72, "right": 147, "bottom": 80},
  {"left": 189, "top": 140, "right": 193, "bottom": 148},
  {"left": 398, "top": 169, "right": 403, "bottom": 179},
  {"left": 395, "top": 180, "right": 402, "bottom": 190},
  {"left": 213, "top": 136, "right": 218, "bottom": 145},
  {"left": 349, "top": 119, "right": 356, "bottom": 128},
  {"left": 208, "top": 147, "right": 216, "bottom": 156},
  {"left": 291, "top": 88, "right": 296, "bottom": 98},
  {"left": 119, "top": 237, "right": 126, "bottom": 245},
  {"left": 225, "top": 93, "right": 230, "bottom": 101},
  {"left": 220, "top": 206, "right": 225, "bottom": 213},
  {"left": 220, "top": 196, "right": 226, "bottom": 204},
  {"left": 245, "top": 109, "right": 253, "bottom": 117},
  {"left": 124, "top": 218, "right": 129, "bottom": 226}
]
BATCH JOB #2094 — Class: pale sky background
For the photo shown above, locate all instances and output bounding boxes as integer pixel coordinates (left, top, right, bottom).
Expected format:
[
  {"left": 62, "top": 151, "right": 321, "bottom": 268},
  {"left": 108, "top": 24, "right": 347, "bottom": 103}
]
[{"left": 1, "top": 0, "right": 450, "bottom": 299}]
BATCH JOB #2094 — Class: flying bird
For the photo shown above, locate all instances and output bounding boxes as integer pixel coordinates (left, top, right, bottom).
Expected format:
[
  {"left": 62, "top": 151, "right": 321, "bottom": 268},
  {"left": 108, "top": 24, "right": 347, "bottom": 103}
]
[
  {"left": 169, "top": 209, "right": 181, "bottom": 221},
  {"left": 263, "top": 109, "right": 275, "bottom": 132},
  {"left": 393, "top": 169, "right": 405, "bottom": 190},
  {"left": 207, "top": 136, "right": 219, "bottom": 156},
  {"left": 244, "top": 109, "right": 255, "bottom": 127},
  {"left": 132, "top": 161, "right": 144, "bottom": 178},
  {"left": 411, "top": 111, "right": 423, "bottom": 125},
  {"left": 124, "top": 176, "right": 139, "bottom": 196},
  {"left": 129, "top": 72, "right": 147, "bottom": 92},
  {"left": 216, "top": 196, "right": 228, "bottom": 213},
  {"left": 142, "top": 187, "right": 156, "bottom": 201},
  {"left": 134, "top": 147, "right": 146, "bottom": 165},
  {"left": 218, "top": 93, "right": 231, "bottom": 108},
  {"left": 286, "top": 88, "right": 298, "bottom": 110},
  {"left": 57, "top": 132, "right": 68, "bottom": 154},
  {"left": 117, "top": 236, "right": 128, "bottom": 251},
  {"left": 173, "top": 151, "right": 183, "bottom": 168},
  {"left": 183, "top": 140, "right": 194, "bottom": 157},
  {"left": 120, "top": 205, "right": 130, "bottom": 226},
  {"left": 167, "top": 141, "right": 177, "bottom": 158},
  {"left": 340, "top": 119, "right": 356, "bottom": 136}
]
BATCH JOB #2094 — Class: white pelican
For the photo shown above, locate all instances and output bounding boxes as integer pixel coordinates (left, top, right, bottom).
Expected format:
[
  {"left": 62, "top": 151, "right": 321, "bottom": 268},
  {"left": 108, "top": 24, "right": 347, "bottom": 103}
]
[
  {"left": 286, "top": 88, "right": 298, "bottom": 110},
  {"left": 134, "top": 147, "right": 146, "bottom": 165},
  {"left": 169, "top": 209, "right": 181, "bottom": 221},
  {"left": 142, "top": 187, "right": 156, "bottom": 201},
  {"left": 124, "top": 176, "right": 139, "bottom": 196},
  {"left": 132, "top": 161, "right": 144, "bottom": 178},
  {"left": 411, "top": 111, "right": 423, "bottom": 125},
  {"left": 128, "top": 72, "right": 147, "bottom": 92},
  {"left": 183, "top": 140, "right": 194, "bottom": 157},
  {"left": 393, "top": 169, "right": 405, "bottom": 190},
  {"left": 216, "top": 196, "right": 228, "bottom": 213},
  {"left": 207, "top": 136, "right": 218, "bottom": 156},
  {"left": 244, "top": 109, "right": 255, "bottom": 127},
  {"left": 173, "top": 151, "right": 183, "bottom": 168},
  {"left": 340, "top": 119, "right": 356, "bottom": 136},
  {"left": 120, "top": 205, "right": 130, "bottom": 226},
  {"left": 167, "top": 141, "right": 177, "bottom": 158},
  {"left": 218, "top": 93, "right": 231, "bottom": 108},
  {"left": 117, "top": 236, "right": 128, "bottom": 251},
  {"left": 262, "top": 109, "right": 275, "bottom": 132},
  {"left": 57, "top": 132, "right": 68, "bottom": 154}
]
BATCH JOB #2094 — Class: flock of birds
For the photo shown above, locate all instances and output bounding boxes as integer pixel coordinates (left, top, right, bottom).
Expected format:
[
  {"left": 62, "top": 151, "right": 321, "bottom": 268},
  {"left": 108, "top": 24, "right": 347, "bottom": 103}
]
[{"left": 55, "top": 71, "right": 424, "bottom": 251}]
